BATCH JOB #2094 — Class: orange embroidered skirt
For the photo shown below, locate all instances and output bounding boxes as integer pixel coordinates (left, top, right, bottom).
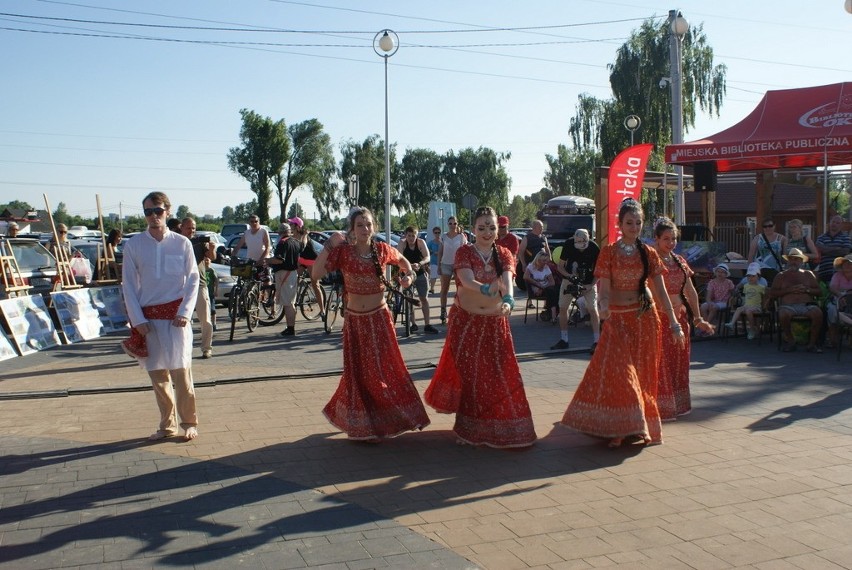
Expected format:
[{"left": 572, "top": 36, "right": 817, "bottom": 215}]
[
  {"left": 323, "top": 305, "right": 430, "bottom": 439},
  {"left": 425, "top": 305, "right": 537, "bottom": 448},
  {"left": 656, "top": 306, "right": 692, "bottom": 420},
  {"left": 561, "top": 304, "right": 663, "bottom": 443}
]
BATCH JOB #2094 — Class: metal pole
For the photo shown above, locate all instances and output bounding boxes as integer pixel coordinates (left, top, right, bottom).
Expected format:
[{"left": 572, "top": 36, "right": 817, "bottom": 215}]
[
  {"left": 669, "top": 9, "right": 686, "bottom": 225},
  {"left": 383, "top": 55, "right": 391, "bottom": 243}
]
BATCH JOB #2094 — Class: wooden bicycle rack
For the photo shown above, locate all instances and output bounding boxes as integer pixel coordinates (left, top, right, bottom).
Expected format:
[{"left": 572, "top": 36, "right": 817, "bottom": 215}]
[{"left": 0, "top": 239, "right": 32, "bottom": 297}]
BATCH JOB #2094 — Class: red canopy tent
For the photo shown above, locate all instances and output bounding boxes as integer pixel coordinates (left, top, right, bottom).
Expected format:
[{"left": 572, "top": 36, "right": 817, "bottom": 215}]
[{"left": 665, "top": 82, "right": 852, "bottom": 172}]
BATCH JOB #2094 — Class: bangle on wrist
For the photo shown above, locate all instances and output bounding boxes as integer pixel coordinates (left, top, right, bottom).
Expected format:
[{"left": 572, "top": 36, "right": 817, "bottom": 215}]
[{"left": 502, "top": 295, "right": 514, "bottom": 309}]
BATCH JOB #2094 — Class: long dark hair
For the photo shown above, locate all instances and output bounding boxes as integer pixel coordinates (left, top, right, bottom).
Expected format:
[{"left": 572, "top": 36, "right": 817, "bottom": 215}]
[
  {"left": 655, "top": 216, "right": 693, "bottom": 325},
  {"left": 618, "top": 199, "right": 650, "bottom": 313},
  {"left": 473, "top": 206, "right": 503, "bottom": 276}
]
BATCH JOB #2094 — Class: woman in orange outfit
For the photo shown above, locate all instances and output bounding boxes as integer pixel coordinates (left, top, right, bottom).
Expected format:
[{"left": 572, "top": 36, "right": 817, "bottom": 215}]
[{"left": 561, "top": 199, "right": 684, "bottom": 448}]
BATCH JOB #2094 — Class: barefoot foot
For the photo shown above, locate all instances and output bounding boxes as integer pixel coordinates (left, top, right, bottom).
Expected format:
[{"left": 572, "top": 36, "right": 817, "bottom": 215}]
[{"left": 184, "top": 427, "right": 198, "bottom": 441}]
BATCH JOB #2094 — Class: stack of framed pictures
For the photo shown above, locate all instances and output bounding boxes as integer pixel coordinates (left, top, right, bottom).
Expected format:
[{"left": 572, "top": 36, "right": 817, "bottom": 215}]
[{"left": 0, "top": 295, "right": 61, "bottom": 356}]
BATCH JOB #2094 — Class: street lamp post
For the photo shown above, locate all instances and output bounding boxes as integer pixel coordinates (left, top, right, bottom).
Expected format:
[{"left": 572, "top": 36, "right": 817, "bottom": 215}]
[
  {"left": 624, "top": 115, "right": 641, "bottom": 146},
  {"left": 668, "top": 9, "right": 689, "bottom": 225},
  {"left": 373, "top": 29, "right": 399, "bottom": 244}
]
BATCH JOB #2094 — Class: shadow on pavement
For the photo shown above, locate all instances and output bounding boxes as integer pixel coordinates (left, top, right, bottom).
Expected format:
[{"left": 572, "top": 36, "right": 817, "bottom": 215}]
[{"left": 1, "top": 426, "right": 639, "bottom": 567}]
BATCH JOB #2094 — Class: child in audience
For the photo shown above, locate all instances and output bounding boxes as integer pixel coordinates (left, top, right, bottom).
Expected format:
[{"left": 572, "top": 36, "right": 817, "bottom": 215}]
[
  {"left": 700, "top": 263, "right": 734, "bottom": 333},
  {"left": 726, "top": 265, "right": 766, "bottom": 339}
]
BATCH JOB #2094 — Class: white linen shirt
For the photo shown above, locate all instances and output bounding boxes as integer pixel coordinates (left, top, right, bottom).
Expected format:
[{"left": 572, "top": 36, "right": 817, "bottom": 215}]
[{"left": 122, "top": 230, "right": 199, "bottom": 370}]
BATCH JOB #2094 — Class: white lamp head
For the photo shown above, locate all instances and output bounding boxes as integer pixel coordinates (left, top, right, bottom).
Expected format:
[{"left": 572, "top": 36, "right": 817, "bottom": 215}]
[
  {"left": 672, "top": 13, "right": 689, "bottom": 37},
  {"left": 379, "top": 31, "right": 394, "bottom": 53}
]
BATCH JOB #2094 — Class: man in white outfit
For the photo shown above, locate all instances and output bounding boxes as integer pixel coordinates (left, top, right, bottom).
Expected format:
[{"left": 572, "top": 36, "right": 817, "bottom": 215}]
[{"left": 122, "top": 192, "right": 200, "bottom": 442}]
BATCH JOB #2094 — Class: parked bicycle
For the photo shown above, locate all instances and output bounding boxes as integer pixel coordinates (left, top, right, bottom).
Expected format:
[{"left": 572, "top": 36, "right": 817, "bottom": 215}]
[
  {"left": 322, "top": 271, "right": 344, "bottom": 333},
  {"left": 296, "top": 268, "right": 324, "bottom": 321},
  {"left": 228, "top": 260, "right": 262, "bottom": 341},
  {"left": 388, "top": 285, "right": 416, "bottom": 337}
]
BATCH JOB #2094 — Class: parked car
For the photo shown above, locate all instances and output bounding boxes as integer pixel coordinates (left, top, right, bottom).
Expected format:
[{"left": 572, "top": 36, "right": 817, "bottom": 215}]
[
  {"left": 209, "top": 262, "right": 236, "bottom": 307},
  {"left": 220, "top": 223, "right": 249, "bottom": 240},
  {"left": 0, "top": 237, "right": 58, "bottom": 299},
  {"left": 374, "top": 232, "right": 399, "bottom": 247}
]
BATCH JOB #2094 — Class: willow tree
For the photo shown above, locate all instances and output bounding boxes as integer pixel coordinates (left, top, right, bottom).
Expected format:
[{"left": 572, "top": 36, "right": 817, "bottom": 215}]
[
  {"left": 569, "top": 17, "right": 727, "bottom": 168},
  {"left": 227, "top": 109, "right": 289, "bottom": 223},
  {"left": 273, "top": 118, "right": 335, "bottom": 223},
  {"left": 339, "top": 135, "right": 399, "bottom": 223}
]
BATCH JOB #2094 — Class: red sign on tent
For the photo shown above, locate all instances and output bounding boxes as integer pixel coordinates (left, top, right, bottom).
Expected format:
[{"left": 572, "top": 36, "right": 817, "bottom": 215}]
[{"left": 665, "top": 82, "right": 852, "bottom": 172}]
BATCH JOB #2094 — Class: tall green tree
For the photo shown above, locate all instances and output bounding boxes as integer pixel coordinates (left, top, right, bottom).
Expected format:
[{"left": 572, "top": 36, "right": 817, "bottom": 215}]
[
  {"left": 569, "top": 17, "right": 726, "bottom": 167},
  {"left": 504, "top": 195, "right": 538, "bottom": 228},
  {"left": 53, "top": 202, "right": 69, "bottom": 225},
  {"left": 399, "top": 148, "right": 447, "bottom": 227},
  {"left": 443, "top": 147, "right": 511, "bottom": 225},
  {"left": 175, "top": 205, "right": 191, "bottom": 220},
  {"left": 221, "top": 206, "right": 235, "bottom": 224},
  {"left": 287, "top": 201, "right": 305, "bottom": 220},
  {"left": 227, "top": 108, "right": 289, "bottom": 223},
  {"left": 543, "top": 145, "right": 602, "bottom": 198},
  {"left": 339, "top": 135, "right": 398, "bottom": 225},
  {"left": 273, "top": 118, "right": 334, "bottom": 223}
]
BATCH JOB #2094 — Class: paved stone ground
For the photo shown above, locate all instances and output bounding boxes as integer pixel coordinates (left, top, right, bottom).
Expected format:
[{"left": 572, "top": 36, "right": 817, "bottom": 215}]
[{"left": 2, "top": 295, "right": 852, "bottom": 569}]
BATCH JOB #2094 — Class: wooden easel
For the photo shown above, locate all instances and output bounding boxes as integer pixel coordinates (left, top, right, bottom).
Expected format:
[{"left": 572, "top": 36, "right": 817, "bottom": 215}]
[
  {"left": 0, "top": 239, "right": 32, "bottom": 297},
  {"left": 95, "top": 194, "right": 119, "bottom": 284},
  {"left": 43, "top": 194, "right": 82, "bottom": 291}
]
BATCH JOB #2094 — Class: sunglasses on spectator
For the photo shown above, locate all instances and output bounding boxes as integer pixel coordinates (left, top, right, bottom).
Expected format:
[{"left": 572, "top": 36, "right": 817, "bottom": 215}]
[
  {"left": 249, "top": 219, "right": 260, "bottom": 224},
  {"left": 763, "top": 223, "right": 774, "bottom": 228},
  {"left": 143, "top": 207, "right": 166, "bottom": 217},
  {"left": 433, "top": 231, "right": 441, "bottom": 234},
  {"left": 448, "top": 222, "right": 457, "bottom": 226}
]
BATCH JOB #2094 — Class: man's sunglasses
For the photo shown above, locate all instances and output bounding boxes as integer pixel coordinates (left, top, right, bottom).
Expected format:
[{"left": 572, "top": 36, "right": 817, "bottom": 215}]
[{"left": 143, "top": 207, "right": 166, "bottom": 217}]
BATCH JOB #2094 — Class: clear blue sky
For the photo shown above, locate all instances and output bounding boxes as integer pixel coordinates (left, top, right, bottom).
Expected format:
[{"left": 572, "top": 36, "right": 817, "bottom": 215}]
[{"left": 1, "top": 0, "right": 850, "bottom": 222}]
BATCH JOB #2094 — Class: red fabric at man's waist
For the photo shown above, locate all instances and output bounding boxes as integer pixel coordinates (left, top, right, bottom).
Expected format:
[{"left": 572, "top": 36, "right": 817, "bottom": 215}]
[{"left": 122, "top": 298, "right": 183, "bottom": 359}]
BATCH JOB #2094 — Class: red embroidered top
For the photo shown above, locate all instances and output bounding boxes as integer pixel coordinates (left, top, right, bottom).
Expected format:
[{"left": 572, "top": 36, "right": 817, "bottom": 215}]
[
  {"left": 594, "top": 243, "right": 665, "bottom": 292},
  {"left": 453, "top": 244, "right": 515, "bottom": 286},
  {"left": 660, "top": 253, "right": 692, "bottom": 294},
  {"left": 326, "top": 241, "right": 400, "bottom": 295}
]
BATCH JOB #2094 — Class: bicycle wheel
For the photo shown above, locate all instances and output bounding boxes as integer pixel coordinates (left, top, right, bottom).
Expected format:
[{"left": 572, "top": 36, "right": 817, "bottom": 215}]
[
  {"left": 228, "top": 284, "right": 242, "bottom": 342},
  {"left": 299, "top": 282, "right": 325, "bottom": 321},
  {"left": 245, "top": 287, "right": 260, "bottom": 332},
  {"left": 324, "top": 287, "right": 341, "bottom": 333},
  {"left": 257, "top": 283, "right": 284, "bottom": 325},
  {"left": 227, "top": 281, "right": 242, "bottom": 322}
]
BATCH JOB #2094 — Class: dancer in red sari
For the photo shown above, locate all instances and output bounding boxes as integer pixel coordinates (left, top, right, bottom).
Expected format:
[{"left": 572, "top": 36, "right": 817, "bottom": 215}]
[
  {"left": 425, "top": 206, "right": 536, "bottom": 448},
  {"left": 653, "top": 217, "right": 714, "bottom": 420},
  {"left": 561, "top": 199, "right": 684, "bottom": 448},
  {"left": 312, "top": 208, "right": 430, "bottom": 441}
]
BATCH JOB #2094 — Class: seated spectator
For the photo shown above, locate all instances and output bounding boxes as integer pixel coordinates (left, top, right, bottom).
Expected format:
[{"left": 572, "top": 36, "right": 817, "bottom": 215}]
[
  {"left": 826, "top": 254, "right": 852, "bottom": 348},
  {"left": 524, "top": 250, "right": 559, "bottom": 321},
  {"left": 700, "top": 263, "right": 734, "bottom": 331},
  {"left": 769, "top": 248, "right": 824, "bottom": 353}
]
